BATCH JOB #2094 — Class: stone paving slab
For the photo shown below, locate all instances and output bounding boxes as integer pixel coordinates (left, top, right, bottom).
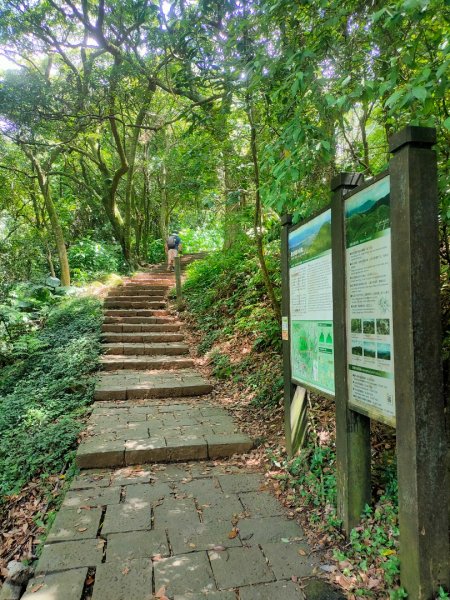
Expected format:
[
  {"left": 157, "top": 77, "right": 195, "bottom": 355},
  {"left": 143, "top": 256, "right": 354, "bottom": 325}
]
[
  {"left": 106, "top": 530, "right": 169, "bottom": 561},
  {"left": 94, "top": 370, "right": 213, "bottom": 400},
  {"left": 125, "top": 437, "right": 168, "bottom": 464},
  {"left": 238, "top": 516, "right": 305, "bottom": 545},
  {"left": 153, "top": 497, "right": 200, "bottom": 530},
  {"left": 168, "top": 521, "right": 242, "bottom": 555},
  {"left": 154, "top": 552, "right": 216, "bottom": 595},
  {"left": 104, "top": 315, "right": 175, "bottom": 324},
  {"left": 261, "top": 541, "right": 318, "bottom": 580},
  {"left": 104, "top": 309, "right": 169, "bottom": 317},
  {"left": 102, "top": 502, "right": 152, "bottom": 534},
  {"left": 101, "top": 331, "right": 185, "bottom": 343},
  {"left": 22, "top": 568, "right": 88, "bottom": 600},
  {"left": 239, "top": 490, "right": 285, "bottom": 517},
  {"left": 174, "top": 593, "right": 237, "bottom": 600},
  {"left": 209, "top": 546, "right": 275, "bottom": 589},
  {"left": 102, "top": 323, "right": 181, "bottom": 332},
  {"left": 76, "top": 402, "right": 253, "bottom": 468},
  {"left": 36, "top": 539, "right": 103, "bottom": 573},
  {"left": 102, "top": 342, "right": 189, "bottom": 355},
  {"left": 62, "top": 485, "right": 121, "bottom": 508},
  {"left": 46, "top": 508, "right": 102, "bottom": 543},
  {"left": 239, "top": 581, "right": 305, "bottom": 600},
  {"left": 92, "top": 559, "right": 153, "bottom": 600}
]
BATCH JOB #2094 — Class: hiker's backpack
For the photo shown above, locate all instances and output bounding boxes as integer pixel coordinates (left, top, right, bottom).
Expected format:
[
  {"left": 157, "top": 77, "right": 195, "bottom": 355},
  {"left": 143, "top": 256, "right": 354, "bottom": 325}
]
[{"left": 167, "top": 235, "right": 177, "bottom": 249}]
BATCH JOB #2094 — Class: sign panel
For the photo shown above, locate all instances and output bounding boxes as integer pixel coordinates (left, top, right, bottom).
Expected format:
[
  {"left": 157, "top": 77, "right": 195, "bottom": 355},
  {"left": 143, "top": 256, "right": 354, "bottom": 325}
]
[
  {"left": 344, "top": 175, "right": 395, "bottom": 426},
  {"left": 288, "top": 209, "right": 335, "bottom": 395}
]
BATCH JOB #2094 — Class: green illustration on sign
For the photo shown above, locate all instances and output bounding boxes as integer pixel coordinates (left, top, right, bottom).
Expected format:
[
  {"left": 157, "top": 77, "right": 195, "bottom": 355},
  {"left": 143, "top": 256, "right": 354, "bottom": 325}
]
[{"left": 291, "top": 320, "right": 334, "bottom": 394}]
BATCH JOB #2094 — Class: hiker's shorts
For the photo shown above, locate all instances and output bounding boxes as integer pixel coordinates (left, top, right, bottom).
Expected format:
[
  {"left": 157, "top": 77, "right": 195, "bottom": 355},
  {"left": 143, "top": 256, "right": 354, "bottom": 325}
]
[{"left": 168, "top": 248, "right": 178, "bottom": 264}]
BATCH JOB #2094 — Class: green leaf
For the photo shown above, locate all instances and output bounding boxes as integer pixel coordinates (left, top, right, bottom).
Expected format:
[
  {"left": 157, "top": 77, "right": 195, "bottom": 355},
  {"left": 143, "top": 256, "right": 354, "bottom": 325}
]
[
  {"left": 412, "top": 86, "right": 427, "bottom": 101},
  {"left": 372, "top": 8, "right": 387, "bottom": 22},
  {"left": 443, "top": 117, "right": 450, "bottom": 131},
  {"left": 385, "top": 89, "right": 404, "bottom": 107}
]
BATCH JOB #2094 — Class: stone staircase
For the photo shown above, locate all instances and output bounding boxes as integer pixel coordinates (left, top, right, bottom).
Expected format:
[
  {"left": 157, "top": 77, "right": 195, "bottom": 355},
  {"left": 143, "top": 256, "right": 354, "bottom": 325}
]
[
  {"left": 76, "top": 261, "right": 253, "bottom": 469},
  {"left": 22, "top": 257, "right": 332, "bottom": 600}
]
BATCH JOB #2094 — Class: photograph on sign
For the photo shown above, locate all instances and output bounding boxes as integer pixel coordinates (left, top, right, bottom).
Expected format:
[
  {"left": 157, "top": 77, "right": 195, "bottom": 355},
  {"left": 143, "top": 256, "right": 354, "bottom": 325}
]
[
  {"left": 344, "top": 175, "right": 395, "bottom": 426},
  {"left": 288, "top": 209, "right": 334, "bottom": 395}
]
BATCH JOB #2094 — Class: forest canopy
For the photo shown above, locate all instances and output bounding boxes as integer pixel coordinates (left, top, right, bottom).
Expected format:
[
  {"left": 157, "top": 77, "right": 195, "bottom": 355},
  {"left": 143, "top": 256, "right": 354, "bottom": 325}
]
[{"left": 0, "top": 0, "right": 448, "bottom": 289}]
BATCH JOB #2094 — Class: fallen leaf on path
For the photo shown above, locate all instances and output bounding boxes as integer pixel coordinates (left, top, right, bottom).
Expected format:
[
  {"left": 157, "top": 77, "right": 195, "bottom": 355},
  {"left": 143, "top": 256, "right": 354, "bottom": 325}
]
[
  {"left": 228, "top": 528, "right": 239, "bottom": 539},
  {"left": 298, "top": 549, "right": 307, "bottom": 556},
  {"left": 367, "top": 577, "right": 381, "bottom": 589},
  {"left": 155, "top": 585, "right": 169, "bottom": 599},
  {"left": 31, "top": 584, "right": 44, "bottom": 593},
  {"left": 122, "top": 566, "right": 130, "bottom": 575},
  {"left": 77, "top": 527, "right": 88, "bottom": 532},
  {"left": 335, "top": 574, "right": 355, "bottom": 591}
]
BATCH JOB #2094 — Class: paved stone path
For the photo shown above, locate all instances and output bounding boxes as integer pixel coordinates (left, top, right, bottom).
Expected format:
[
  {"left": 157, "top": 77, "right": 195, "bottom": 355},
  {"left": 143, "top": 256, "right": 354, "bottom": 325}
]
[{"left": 23, "top": 261, "right": 338, "bottom": 600}]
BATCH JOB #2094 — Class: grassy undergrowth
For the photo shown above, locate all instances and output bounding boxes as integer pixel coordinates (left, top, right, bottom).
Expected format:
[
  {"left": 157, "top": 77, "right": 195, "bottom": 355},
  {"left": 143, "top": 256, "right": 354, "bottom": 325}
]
[
  {"left": 0, "top": 296, "right": 102, "bottom": 498},
  {"left": 183, "top": 241, "right": 283, "bottom": 407}
]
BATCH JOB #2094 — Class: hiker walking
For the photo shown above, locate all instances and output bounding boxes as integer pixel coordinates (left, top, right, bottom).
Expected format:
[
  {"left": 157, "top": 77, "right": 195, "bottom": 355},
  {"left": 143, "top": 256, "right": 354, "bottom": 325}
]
[{"left": 165, "top": 231, "right": 182, "bottom": 271}]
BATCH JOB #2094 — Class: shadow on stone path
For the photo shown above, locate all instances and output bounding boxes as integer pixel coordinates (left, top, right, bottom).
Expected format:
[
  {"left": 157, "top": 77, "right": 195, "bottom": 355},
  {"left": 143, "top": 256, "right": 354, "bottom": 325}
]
[{"left": 22, "top": 262, "right": 345, "bottom": 600}]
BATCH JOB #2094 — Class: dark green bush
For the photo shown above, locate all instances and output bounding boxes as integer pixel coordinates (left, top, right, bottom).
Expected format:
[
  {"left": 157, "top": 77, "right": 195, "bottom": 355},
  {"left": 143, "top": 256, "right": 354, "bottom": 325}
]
[
  {"left": 147, "top": 239, "right": 166, "bottom": 264},
  {"left": 68, "top": 238, "right": 124, "bottom": 281},
  {"left": 0, "top": 296, "right": 102, "bottom": 497},
  {"left": 183, "top": 238, "right": 283, "bottom": 407},
  {"left": 183, "top": 239, "right": 281, "bottom": 353}
]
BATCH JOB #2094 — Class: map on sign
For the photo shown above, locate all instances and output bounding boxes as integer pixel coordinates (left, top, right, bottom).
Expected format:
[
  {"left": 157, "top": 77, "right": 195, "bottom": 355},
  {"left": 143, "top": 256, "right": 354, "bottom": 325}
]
[
  {"left": 344, "top": 175, "right": 395, "bottom": 427},
  {"left": 288, "top": 209, "right": 335, "bottom": 395}
]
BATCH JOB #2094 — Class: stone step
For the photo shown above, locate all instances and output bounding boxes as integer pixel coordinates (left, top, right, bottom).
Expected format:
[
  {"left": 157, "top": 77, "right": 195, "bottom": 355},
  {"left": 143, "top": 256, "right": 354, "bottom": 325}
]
[
  {"left": 125, "top": 275, "right": 174, "bottom": 281},
  {"left": 100, "top": 354, "right": 195, "bottom": 371},
  {"left": 104, "top": 309, "right": 169, "bottom": 317},
  {"left": 103, "top": 315, "right": 175, "bottom": 324},
  {"left": 106, "top": 295, "right": 166, "bottom": 302},
  {"left": 94, "top": 370, "right": 213, "bottom": 400},
  {"left": 103, "top": 300, "right": 166, "bottom": 309},
  {"left": 102, "top": 323, "right": 181, "bottom": 333},
  {"left": 76, "top": 402, "right": 253, "bottom": 469},
  {"left": 101, "top": 332, "right": 184, "bottom": 343},
  {"left": 103, "top": 342, "right": 189, "bottom": 356},
  {"left": 108, "top": 289, "right": 168, "bottom": 297}
]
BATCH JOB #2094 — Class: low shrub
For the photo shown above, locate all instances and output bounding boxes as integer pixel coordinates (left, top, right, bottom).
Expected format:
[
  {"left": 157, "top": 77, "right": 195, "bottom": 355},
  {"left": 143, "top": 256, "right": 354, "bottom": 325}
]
[
  {"left": 68, "top": 238, "right": 125, "bottom": 281},
  {"left": 0, "top": 296, "right": 102, "bottom": 498}
]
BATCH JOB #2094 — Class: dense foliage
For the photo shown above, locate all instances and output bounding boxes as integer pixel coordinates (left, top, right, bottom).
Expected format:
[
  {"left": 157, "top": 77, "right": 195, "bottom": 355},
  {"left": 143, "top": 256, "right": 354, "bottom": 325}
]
[{"left": 0, "top": 296, "right": 102, "bottom": 497}]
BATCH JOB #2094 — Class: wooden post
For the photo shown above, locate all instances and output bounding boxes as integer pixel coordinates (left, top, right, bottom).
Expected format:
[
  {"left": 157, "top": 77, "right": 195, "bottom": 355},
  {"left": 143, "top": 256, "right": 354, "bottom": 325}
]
[
  {"left": 331, "top": 172, "right": 372, "bottom": 533},
  {"left": 174, "top": 255, "right": 182, "bottom": 309},
  {"left": 281, "top": 214, "right": 294, "bottom": 457},
  {"left": 389, "top": 126, "right": 449, "bottom": 597}
]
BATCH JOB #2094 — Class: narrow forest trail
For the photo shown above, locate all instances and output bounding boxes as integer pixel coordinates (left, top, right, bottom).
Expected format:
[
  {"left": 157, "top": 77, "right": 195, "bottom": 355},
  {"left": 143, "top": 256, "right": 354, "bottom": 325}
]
[{"left": 20, "top": 257, "right": 331, "bottom": 600}]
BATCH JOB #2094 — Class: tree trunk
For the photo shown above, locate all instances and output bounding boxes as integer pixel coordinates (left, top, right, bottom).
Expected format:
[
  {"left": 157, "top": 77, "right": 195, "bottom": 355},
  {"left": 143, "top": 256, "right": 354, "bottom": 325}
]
[
  {"left": 246, "top": 96, "right": 281, "bottom": 322},
  {"left": 46, "top": 244, "right": 56, "bottom": 277},
  {"left": 159, "top": 162, "right": 169, "bottom": 242},
  {"left": 222, "top": 147, "right": 240, "bottom": 251},
  {"left": 26, "top": 150, "right": 71, "bottom": 286},
  {"left": 42, "top": 184, "right": 71, "bottom": 286}
]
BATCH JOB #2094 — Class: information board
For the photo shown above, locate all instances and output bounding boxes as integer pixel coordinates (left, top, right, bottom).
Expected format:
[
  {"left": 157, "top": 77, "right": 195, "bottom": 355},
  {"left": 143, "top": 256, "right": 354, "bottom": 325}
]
[
  {"left": 344, "top": 175, "right": 395, "bottom": 426},
  {"left": 288, "top": 209, "right": 335, "bottom": 395}
]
